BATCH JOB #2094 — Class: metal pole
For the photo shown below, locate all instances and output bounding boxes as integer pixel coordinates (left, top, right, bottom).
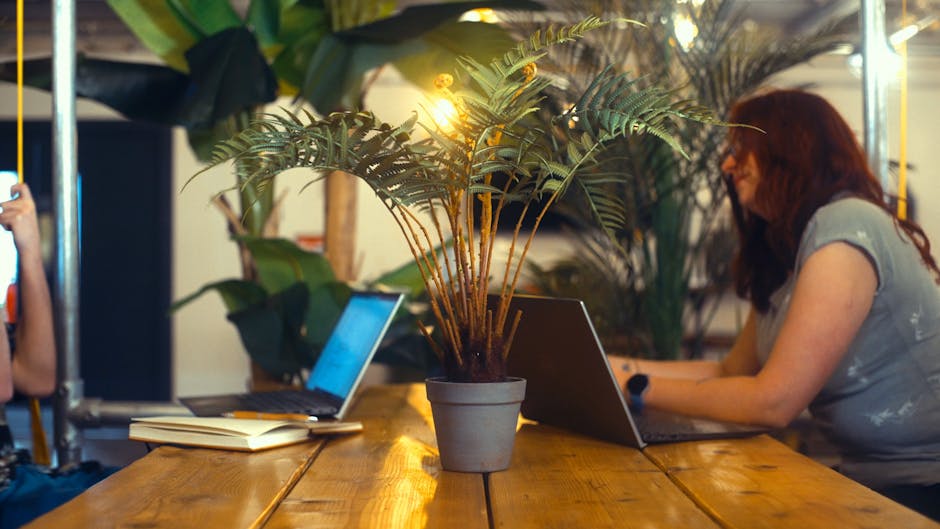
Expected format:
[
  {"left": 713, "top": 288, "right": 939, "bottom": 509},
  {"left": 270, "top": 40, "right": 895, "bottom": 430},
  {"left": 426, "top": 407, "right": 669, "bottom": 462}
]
[
  {"left": 861, "top": 0, "right": 891, "bottom": 192},
  {"left": 51, "top": 0, "right": 83, "bottom": 467},
  {"left": 69, "top": 399, "right": 190, "bottom": 428}
]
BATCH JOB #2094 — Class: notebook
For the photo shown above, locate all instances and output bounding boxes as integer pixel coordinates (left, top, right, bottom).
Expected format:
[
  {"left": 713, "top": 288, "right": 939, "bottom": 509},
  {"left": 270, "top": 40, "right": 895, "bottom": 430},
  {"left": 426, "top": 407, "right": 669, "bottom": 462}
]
[
  {"left": 502, "top": 294, "right": 768, "bottom": 448},
  {"left": 181, "top": 291, "right": 405, "bottom": 420}
]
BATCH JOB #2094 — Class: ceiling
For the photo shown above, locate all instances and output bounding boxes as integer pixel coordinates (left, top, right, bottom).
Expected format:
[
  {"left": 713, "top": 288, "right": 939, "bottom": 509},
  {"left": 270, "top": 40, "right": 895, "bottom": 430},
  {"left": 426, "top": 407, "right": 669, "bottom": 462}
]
[{"left": 1, "top": 0, "right": 939, "bottom": 57}]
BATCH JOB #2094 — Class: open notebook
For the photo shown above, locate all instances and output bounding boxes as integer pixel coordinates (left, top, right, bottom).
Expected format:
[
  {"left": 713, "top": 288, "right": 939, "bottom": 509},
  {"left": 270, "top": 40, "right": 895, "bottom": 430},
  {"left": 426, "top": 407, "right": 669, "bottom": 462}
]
[
  {"left": 181, "top": 291, "right": 404, "bottom": 420},
  {"left": 504, "top": 294, "right": 768, "bottom": 448},
  {"left": 129, "top": 416, "right": 363, "bottom": 452}
]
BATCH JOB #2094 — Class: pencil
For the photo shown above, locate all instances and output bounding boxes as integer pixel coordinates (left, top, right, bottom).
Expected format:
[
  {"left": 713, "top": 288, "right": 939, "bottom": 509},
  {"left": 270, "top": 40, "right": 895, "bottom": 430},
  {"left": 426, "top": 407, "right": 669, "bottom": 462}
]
[{"left": 222, "top": 411, "right": 318, "bottom": 422}]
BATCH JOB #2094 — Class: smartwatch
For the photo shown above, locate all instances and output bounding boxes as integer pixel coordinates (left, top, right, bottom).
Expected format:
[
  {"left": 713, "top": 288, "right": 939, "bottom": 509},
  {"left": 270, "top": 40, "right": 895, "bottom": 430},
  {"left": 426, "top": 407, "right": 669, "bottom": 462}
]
[{"left": 626, "top": 373, "right": 650, "bottom": 412}]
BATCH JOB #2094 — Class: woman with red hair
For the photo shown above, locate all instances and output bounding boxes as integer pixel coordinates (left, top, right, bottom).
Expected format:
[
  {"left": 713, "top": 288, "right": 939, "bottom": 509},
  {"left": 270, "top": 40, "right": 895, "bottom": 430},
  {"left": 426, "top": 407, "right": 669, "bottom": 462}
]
[{"left": 610, "top": 89, "right": 940, "bottom": 519}]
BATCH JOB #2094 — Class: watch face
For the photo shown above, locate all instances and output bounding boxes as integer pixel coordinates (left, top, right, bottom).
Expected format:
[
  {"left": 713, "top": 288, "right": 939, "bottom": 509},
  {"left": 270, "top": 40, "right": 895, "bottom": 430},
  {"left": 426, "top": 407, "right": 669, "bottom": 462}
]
[{"left": 627, "top": 373, "right": 649, "bottom": 395}]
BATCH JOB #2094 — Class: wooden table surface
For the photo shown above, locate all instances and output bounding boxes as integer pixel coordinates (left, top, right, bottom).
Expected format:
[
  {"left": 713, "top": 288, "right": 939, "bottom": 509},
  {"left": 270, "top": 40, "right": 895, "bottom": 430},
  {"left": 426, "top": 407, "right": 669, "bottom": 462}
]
[{"left": 26, "top": 384, "right": 940, "bottom": 529}]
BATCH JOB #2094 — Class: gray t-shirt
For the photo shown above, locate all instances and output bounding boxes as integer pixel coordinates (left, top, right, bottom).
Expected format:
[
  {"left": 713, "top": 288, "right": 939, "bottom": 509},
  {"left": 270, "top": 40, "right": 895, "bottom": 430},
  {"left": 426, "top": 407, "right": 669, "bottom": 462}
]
[{"left": 754, "top": 197, "right": 940, "bottom": 489}]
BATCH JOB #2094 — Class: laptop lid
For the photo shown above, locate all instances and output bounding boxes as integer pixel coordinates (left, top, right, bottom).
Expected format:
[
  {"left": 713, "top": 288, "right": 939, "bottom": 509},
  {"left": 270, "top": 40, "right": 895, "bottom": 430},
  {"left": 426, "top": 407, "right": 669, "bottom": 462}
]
[
  {"left": 305, "top": 290, "right": 404, "bottom": 419},
  {"left": 502, "top": 294, "right": 766, "bottom": 448},
  {"left": 501, "top": 294, "right": 647, "bottom": 448}
]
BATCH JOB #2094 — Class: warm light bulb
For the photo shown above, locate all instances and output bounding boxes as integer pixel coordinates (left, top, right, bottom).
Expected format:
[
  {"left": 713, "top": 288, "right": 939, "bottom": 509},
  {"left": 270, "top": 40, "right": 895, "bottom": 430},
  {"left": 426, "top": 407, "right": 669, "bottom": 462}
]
[
  {"left": 673, "top": 13, "right": 698, "bottom": 50},
  {"left": 460, "top": 8, "right": 497, "bottom": 23},
  {"left": 432, "top": 98, "right": 458, "bottom": 129}
]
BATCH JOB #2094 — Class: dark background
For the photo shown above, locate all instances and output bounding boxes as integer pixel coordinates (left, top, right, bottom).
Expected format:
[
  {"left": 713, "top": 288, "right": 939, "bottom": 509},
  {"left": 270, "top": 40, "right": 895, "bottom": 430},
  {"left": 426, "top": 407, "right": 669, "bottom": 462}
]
[{"left": 0, "top": 120, "right": 172, "bottom": 401}]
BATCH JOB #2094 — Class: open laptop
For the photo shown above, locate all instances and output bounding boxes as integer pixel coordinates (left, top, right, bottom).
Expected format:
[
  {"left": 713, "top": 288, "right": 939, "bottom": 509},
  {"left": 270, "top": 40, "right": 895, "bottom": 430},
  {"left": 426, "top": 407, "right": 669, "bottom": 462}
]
[
  {"left": 502, "top": 294, "right": 768, "bottom": 448},
  {"left": 181, "top": 291, "right": 404, "bottom": 420}
]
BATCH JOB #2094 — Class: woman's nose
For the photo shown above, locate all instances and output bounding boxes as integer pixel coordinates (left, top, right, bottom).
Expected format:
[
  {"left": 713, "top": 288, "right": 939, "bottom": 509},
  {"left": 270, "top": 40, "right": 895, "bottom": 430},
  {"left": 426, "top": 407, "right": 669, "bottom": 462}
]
[{"left": 720, "top": 154, "right": 735, "bottom": 173}]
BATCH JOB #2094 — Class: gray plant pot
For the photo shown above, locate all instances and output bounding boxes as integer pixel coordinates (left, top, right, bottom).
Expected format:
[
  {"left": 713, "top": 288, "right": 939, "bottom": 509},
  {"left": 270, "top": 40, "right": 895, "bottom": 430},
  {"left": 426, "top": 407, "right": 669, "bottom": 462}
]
[{"left": 425, "top": 376, "right": 527, "bottom": 473}]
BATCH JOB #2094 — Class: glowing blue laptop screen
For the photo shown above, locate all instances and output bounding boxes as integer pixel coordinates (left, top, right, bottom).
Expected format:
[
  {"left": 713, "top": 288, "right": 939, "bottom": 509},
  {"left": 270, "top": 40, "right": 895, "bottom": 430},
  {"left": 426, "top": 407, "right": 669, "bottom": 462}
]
[{"left": 306, "top": 293, "right": 401, "bottom": 398}]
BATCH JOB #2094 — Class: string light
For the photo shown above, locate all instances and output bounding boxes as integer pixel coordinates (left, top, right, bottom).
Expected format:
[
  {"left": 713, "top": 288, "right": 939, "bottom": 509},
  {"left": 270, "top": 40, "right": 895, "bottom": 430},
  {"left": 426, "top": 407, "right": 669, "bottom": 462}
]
[
  {"left": 431, "top": 98, "right": 458, "bottom": 130},
  {"left": 460, "top": 8, "right": 497, "bottom": 23},
  {"left": 673, "top": 12, "right": 699, "bottom": 50}
]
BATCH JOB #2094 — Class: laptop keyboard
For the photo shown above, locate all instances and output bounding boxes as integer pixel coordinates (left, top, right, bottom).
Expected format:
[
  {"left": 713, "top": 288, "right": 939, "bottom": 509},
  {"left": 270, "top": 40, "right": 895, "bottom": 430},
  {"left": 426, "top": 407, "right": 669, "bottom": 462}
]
[
  {"left": 632, "top": 414, "right": 700, "bottom": 442},
  {"left": 236, "top": 390, "right": 338, "bottom": 416}
]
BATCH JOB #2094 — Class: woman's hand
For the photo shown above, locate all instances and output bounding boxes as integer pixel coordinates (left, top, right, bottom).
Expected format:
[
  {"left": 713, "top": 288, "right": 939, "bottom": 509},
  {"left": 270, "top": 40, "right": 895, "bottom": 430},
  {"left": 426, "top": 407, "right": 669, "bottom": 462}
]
[{"left": 0, "top": 183, "right": 43, "bottom": 261}]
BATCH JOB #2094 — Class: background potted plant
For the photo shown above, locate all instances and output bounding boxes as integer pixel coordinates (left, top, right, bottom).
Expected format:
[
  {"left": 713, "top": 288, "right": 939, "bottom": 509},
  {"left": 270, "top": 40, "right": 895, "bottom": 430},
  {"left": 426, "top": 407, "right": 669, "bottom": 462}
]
[
  {"left": 193, "top": 17, "right": 725, "bottom": 472},
  {"left": 505, "top": 0, "right": 850, "bottom": 361}
]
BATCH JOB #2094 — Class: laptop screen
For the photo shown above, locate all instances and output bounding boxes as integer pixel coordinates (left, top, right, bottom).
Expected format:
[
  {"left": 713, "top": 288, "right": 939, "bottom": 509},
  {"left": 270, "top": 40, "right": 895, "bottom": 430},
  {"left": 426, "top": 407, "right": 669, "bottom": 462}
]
[{"left": 305, "top": 292, "right": 402, "bottom": 399}]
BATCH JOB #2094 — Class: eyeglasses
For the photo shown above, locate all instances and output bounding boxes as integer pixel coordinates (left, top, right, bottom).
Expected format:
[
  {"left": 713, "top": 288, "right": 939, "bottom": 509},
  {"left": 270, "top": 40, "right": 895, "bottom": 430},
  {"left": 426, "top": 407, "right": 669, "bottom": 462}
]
[{"left": 722, "top": 141, "right": 744, "bottom": 159}]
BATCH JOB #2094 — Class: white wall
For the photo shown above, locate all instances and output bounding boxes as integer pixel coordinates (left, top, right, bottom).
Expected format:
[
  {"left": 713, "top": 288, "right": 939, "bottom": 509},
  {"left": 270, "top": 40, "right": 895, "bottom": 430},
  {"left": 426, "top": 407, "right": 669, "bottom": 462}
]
[{"left": 3, "top": 52, "right": 938, "bottom": 398}]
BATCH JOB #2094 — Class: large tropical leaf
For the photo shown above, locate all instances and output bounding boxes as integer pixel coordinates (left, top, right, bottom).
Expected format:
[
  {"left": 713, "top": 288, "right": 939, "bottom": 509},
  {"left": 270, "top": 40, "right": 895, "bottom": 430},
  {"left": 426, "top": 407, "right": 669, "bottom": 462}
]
[
  {"left": 302, "top": 0, "right": 545, "bottom": 112},
  {"left": 176, "top": 27, "right": 278, "bottom": 129},
  {"left": 227, "top": 282, "right": 314, "bottom": 378},
  {"left": 3, "top": 1, "right": 546, "bottom": 162},
  {"left": 0, "top": 27, "right": 276, "bottom": 133},
  {"left": 0, "top": 56, "right": 188, "bottom": 125},
  {"left": 242, "top": 237, "right": 338, "bottom": 294},
  {"left": 105, "top": 0, "right": 200, "bottom": 71},
  {"left": 169, "top": 278, "right": 268, "bottom": 314},
  {"left": 171, "top": 237, "right": 352, "bottom": 379}
]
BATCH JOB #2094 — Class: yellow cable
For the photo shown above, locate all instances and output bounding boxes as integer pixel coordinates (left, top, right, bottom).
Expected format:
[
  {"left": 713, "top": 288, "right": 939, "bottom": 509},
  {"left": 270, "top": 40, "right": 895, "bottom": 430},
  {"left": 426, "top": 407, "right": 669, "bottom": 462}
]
[
  {"left": 898, "top": 0, "right": 908, "bottom": 221},
  {"left": 16, "top": 0, "right": 52, "bottom": 467},
  {"left": 16, "top": 0, "right": 23, "bottom": 184}
]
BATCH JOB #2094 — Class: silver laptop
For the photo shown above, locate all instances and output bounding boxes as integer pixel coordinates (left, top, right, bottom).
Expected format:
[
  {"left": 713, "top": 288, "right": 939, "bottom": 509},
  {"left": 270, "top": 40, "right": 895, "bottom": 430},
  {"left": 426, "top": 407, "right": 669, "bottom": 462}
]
[
  {"left": 503, "top": 294, "right": 768, "bottom": 448},
  {"left": 181, "top": 291, "right": 404, "bottom": 420}
]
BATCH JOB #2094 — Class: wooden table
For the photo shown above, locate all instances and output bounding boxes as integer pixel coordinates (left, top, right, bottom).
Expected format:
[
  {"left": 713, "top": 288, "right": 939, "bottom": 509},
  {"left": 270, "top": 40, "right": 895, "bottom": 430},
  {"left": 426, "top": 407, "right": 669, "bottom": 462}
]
[{"left": 27, "top": 384, "right": 940, "bottom": 529}]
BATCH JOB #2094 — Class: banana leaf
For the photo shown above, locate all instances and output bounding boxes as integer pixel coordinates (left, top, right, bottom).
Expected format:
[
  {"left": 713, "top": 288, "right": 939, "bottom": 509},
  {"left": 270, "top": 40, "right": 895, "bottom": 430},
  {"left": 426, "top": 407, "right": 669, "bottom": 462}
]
[
  {"left": 0, "top": 1, "right": 544, "bottom": 159},
  {"left": 0, "top": 27, "right": 276, "bottom": 134}
]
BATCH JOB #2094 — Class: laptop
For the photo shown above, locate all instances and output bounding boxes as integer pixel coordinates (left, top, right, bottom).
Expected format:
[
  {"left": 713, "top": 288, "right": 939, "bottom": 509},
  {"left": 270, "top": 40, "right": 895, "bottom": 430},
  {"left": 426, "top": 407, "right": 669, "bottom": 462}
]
[
  {"left": 181, "top": 291, "right": 405, "bottom": 420},
  {"left": 502, "top": 294, "right": 768, "bottom": 448}
]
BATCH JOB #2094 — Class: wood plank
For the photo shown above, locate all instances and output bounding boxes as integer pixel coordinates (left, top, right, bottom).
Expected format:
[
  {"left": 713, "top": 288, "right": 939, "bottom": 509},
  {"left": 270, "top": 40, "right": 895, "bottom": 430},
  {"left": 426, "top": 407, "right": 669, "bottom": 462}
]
[
  {"left": 264, "top": 384, "right": 488, "bottom": 529},
  {"left": 25, "top": 440, "right": 324, "bottom": 529},
  {"left": 489, "top": 423, "right": 721, "bottom": 529},
  {"left": 643, "top": 434, "right": 940, "bottom": 529}
]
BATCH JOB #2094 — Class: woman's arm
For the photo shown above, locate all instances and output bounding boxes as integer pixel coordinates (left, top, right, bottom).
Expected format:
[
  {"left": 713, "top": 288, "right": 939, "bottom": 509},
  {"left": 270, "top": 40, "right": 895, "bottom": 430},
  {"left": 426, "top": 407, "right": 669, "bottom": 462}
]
[
  {"left": 2, "top": 183, "right": 56, "bottom": 397},
  {"left": 608, "top": 308, "right": 762, "bottom": 388},
  {"left": 1, "top": 322, "right": 12, "bottom": 402},
  {"left": 645, "top": 241, "right": 877, "bottom": 427}
]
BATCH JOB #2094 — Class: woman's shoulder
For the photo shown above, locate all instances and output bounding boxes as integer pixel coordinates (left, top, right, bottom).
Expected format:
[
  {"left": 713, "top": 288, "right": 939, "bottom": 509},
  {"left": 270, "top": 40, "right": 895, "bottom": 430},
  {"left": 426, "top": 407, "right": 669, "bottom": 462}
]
[
  {"left": 816, "top": 195, "right": 888, "bottom": 220},
  {"left": 810, "top": 196, "right": 894, "bottom": 236},
  {"left": 799, "top": 196, "right": 896, "bottom": 269}
]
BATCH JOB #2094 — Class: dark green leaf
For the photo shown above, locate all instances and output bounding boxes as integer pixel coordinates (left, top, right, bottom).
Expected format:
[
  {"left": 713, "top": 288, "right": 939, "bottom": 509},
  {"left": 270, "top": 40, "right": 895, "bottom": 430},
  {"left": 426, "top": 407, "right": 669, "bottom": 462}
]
[
  {"left": 174, "top": 0, "right": 243, "bottom": 36},
  {"left": 246, "top": 0, "right": 282, "bottom": 50},
  {"left": 0, "top": 56, "right": 189, "bottom": 126},
  {"left": 227, "top": 282, "right": 312, "bottom": 378},
  {"left": 304, "top": 282, "right": 352, "bottom": 346},
  {"left": 242, "top": 237, "right": 336, "bottom": 294},
  {"left": 177, "top": 27, "right": 278, "bottom": 129},
  {"left": 169, "top": 279, "right": 267, "bottom": 313}
]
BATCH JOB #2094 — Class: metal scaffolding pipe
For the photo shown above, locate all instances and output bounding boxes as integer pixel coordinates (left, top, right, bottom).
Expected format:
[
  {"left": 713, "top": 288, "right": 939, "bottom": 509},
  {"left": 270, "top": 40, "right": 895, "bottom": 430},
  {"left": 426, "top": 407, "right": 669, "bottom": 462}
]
[
  {"left": 68, "top": 399, "right": 191, "bottom": 428},
  {"left": 861, "top": 0, "right": 891, "bottom": 191},
  {"left": 51, "top": 0, "right": 83, "bottom": 467}
]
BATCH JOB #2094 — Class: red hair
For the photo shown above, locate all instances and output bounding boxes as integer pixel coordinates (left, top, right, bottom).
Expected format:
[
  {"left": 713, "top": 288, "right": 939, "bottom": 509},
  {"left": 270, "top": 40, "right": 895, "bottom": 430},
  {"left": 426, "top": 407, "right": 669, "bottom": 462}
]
[{"left": 725, "top": 89, "right": 939, "bottom": 311}]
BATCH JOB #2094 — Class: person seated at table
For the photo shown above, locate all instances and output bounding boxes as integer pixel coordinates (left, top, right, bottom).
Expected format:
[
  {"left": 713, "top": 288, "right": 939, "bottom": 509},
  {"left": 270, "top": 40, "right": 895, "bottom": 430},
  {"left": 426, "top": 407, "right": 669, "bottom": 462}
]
[
  {"left": 0, "top": 182, "right": 56, "bottom": 401},
  {"left": 0, "top": 182, "right": 58, "bottom": 528},
  {"left": 608, "top": 89, "right": 940, "bottom": 521}
]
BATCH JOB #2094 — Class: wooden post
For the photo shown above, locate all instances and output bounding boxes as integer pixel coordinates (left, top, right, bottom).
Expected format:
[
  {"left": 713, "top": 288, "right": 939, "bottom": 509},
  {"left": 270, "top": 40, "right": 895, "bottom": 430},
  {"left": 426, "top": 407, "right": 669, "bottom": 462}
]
[{"left": 324, "top": 170, "right": 358, "bottom": 282}]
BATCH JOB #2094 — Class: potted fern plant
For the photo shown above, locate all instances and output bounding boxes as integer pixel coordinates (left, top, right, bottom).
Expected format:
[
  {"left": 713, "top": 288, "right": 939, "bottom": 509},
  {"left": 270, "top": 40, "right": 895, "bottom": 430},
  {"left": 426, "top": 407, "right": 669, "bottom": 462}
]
[{"left": 194, "top": 17, "right": 723, "bottom": 472}]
